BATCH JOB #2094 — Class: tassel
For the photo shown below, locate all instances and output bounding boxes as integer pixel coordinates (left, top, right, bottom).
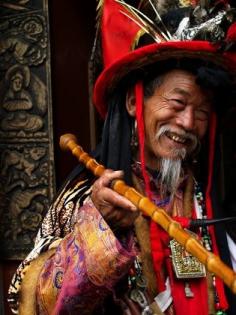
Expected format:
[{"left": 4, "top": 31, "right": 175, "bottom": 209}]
[{"left": 135, "top": 81, "right": 152, "bottom": 199}]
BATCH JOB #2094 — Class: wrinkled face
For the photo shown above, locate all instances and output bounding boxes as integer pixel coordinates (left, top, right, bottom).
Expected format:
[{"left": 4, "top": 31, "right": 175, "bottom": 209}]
[{"left": 127, "top": 69, "right": 212, "bottom": 169}]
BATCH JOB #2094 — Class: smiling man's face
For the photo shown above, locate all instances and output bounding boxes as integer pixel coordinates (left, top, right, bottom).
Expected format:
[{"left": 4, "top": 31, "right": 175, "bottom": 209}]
[{"left": 142, "top": 69, "right": 212, "bottom": 169}]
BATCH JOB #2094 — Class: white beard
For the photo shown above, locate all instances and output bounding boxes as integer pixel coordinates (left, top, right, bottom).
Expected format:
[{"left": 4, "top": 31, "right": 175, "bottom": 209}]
[
  {"left": 159, "top": 157, "right": 183, "bottom": 198},
  {"left": 154, "top": 124, "right": 199, "bottom": 197}
]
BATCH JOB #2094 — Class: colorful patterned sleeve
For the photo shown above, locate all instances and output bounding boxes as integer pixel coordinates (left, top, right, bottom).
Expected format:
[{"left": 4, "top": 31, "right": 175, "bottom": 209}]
[{"left": 36, "top": 198, "right": 136, "bottom": 314}]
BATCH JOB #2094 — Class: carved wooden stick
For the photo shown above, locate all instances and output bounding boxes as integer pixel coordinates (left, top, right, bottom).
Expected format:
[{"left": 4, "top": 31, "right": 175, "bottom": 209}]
[{"left": 60, "top": 133, "right": 236, "bottom": 294}]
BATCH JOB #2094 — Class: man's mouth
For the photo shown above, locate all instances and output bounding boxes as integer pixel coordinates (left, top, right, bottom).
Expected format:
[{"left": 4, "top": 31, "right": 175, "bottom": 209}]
[{"left": 165, "top": 131, "right": 187, "bottom": 144}]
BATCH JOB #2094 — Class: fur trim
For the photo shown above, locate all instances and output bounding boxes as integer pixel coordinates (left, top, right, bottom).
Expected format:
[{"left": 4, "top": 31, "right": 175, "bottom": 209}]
[
  {"left": 134, "top": 215, "right": 158, "bottom": 299},
  {"left": 19, "top": 249, "right": 56, "bottom": 315},
  {"left": 183, "top": 169, "right": 194, "bottom": 218},
  {"left": 132, "top": 173, "right": 158, "bottom": 299}
]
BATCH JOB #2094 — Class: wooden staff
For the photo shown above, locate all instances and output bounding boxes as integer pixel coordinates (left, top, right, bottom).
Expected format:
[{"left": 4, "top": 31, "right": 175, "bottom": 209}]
[{"left": 60, "top": 133, "right": 236, "bottom": 294}]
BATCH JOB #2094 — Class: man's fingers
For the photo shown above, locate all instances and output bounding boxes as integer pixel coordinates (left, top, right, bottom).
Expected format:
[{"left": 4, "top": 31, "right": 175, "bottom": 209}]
[
  {"left": 99, "top": 170, "right": 124, "bottom": 187},
  {"left": 91, "top": 169, "right": 138, "bottom": 229},
  {"left": 101, "top": 188, "right": 137, "bottom": 212}
]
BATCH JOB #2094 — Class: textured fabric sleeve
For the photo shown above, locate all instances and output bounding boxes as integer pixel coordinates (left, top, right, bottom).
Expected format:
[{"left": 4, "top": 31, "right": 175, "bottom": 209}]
[
  {"left": 8, "top": 178, "right": 92, "bottom": 314},
  {"left": 36, "top": 198, "right": 136, "bottom": 315}
]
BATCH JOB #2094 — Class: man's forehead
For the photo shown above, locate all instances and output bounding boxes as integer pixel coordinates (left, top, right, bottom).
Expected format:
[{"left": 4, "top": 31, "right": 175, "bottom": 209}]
[
  {"left": 153, "top": 71, "right": 215, "bottom": 103},
  {"left": 154, "top": 69, "right": 196, "bottom": 90},
  {"left": 162, "top": 68, "right": 196, "bottom": 80},
  {"left": 170, "top": 87, "right": 191, "bottom": 96}
]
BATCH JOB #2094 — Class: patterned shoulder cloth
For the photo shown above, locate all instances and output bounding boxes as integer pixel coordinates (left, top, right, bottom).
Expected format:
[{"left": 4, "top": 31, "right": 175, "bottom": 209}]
[{"left": 8, "top": 172, "right": 93, "bottom": 314}]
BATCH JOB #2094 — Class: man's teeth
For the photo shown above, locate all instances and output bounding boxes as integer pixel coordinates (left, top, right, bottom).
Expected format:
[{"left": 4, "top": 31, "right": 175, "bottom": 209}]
[{"left": 167, "top": 133, "right": 186, "bottom": 144}]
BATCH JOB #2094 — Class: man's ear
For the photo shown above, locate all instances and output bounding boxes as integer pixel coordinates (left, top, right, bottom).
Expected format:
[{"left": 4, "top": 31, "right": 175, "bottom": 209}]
[{"left": 126, "top": 88, "right": 136, "bottom": 117}]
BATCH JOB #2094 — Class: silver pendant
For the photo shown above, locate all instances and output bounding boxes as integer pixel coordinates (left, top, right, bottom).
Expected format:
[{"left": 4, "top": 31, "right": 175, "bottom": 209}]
[
  {"left": 184, "top": 282, "right": 194, "bottom": 298},
  {"left": 136, "top": 274, "right": 147, "bottom": 290},
  {"left": 142, "top": 306, "right": 154, "bottom": 315},
  {"left": 130, "top": 288, "right": 147, "bottom": 308},
  {"left": 169, "top": 231, "right": 206, "bottom": 279}
]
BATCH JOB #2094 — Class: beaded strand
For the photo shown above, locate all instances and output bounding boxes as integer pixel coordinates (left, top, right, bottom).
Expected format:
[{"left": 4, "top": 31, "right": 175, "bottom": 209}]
[{"left": 195, "top": 183, "right": 227, "bottom": 315}]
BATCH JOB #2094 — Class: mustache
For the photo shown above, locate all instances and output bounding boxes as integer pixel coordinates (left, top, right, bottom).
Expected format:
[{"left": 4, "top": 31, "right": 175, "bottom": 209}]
[{"left": 155, "top": 125, "right": 199, "bottom": 155}]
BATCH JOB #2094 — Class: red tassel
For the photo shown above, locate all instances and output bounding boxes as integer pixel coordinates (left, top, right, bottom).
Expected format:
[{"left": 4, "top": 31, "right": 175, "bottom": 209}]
[{"left": 135, "top": 81, "right": 152, "bottom": 199}]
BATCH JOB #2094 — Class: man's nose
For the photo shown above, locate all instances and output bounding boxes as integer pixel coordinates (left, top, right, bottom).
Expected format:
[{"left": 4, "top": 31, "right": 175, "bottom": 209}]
[{"left": 176, "top": 106, "right": 195, "bottom": 131}]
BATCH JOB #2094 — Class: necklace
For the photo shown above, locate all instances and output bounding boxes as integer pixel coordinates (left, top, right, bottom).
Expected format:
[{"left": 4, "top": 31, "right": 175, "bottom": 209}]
[
  {"left": 128, "top": 255, "right": 155, "bottom": 315},
  {"left": 195, "top": 183, "right": 227, "bottom": 315}
]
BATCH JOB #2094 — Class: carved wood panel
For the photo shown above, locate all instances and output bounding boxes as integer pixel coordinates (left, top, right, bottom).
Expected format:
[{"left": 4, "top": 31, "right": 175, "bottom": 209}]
[{"left": 0, "top": 0, "right": 55, "bottom": 260}]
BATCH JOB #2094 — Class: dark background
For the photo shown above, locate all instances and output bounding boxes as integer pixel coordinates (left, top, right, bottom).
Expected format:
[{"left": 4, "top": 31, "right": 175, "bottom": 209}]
[{"left": 50, "top": 0, "right": 97, "bottom": 186}]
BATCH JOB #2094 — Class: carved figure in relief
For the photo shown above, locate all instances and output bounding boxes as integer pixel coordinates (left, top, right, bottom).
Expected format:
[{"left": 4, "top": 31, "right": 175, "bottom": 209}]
[
  {"left": 3, "top": 65, "right": 33, "bottom": 111},
  {"left": 1, "top": 65, "right": 43, "bottom": 131},
  {"left": 0, "top": 145, "right": 48, "bottom": 240},
  {"left": 5, "top": 187, "right": 47, "bottom": 240},
  {"left": 1, "top": 147, "right": 46, "bottom": 178},
  {"left": 0, "top": 15, "right": 46, "bottom": 66}
]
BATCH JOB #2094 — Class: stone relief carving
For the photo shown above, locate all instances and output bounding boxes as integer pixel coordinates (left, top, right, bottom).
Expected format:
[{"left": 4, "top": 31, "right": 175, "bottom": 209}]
[
  {"left": 0, "top": 64, "right": 46, "bottom": 134},
  {"left": 0, "top": 1, "right": 30, "bottom": 12},
  {"left": 0, "top": 14, "right": 47, "bottom": 68},
  {"left": 0, "top": 144, "right": 51, "bottom": 253},
  {"left": 0, "top": 0, "right": 55, "bottom": 259}
]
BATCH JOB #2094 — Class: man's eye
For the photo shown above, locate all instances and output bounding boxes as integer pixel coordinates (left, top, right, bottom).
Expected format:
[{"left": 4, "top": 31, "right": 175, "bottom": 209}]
[
  {"left": 170, "top": 99, "right": 185, "bottom": 106},
  {"left": 196, "top": 110, "right": 210, "bottom": 121}
]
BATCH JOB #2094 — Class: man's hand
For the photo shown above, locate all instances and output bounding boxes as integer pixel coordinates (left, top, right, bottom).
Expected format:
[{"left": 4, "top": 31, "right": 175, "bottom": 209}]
[{"left": 91, "top": 169, "right": 139, "bottom": 229}]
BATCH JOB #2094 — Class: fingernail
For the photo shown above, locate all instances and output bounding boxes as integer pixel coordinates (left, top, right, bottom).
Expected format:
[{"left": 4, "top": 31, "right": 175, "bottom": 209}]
[{"left": 130, "top": 205, "right": 137, "bottom": 211}]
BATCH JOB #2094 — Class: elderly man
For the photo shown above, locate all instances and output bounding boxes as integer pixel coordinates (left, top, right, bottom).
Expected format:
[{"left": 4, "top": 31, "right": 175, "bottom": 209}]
[
  {"left": 9, "top": 1, "right": 236, "bottom": 314},
  {"left": 92, "top": 67, "right": 210, "bottom": 226}
]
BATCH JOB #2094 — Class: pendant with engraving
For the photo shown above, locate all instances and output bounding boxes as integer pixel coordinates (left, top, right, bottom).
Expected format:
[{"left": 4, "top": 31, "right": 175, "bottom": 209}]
[
  {"left": 169, "top": 232, "right": 206, "bottom": 279},
  {"left": 130, "top": 288, "right": 147, "bottom": 308},
  {"left": 136, "top": 274, "right": 147, "bottom": 290},
  {"left": 184, "top": 282, "right": 194, "bottom": 298},
  {"left": 130, "top": 289, "right": 154, "bottom": 315}
]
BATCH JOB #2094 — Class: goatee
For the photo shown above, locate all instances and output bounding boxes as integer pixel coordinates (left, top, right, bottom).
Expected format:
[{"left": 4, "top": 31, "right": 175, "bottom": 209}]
[
  {"left": 154, "top": 124, "right": 199, "bottom": 197},
  {"left": 159, "top": 157, "right": 183, "bottom": 198}
]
